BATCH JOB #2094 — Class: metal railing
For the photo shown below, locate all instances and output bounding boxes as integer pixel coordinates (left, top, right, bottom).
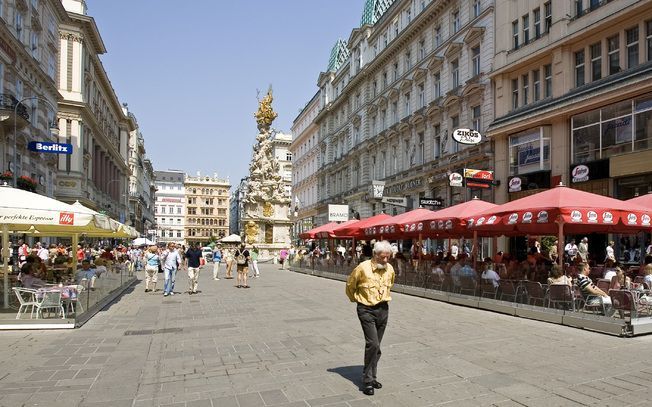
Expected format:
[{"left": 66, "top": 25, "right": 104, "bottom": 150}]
[{"left": 0, "top": 94, "right": 29, "bottom": 121}]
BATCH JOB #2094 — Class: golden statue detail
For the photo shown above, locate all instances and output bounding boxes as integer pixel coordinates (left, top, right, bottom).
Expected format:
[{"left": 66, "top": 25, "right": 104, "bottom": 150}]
[
  {"left": 262, "top": 202, "right": 274, "bottom": 218},
  {"left": 254, "top": 88, "right": 278, "bottom": 134},
  {"left": 245, "top": 220, "right": 259, "bottom": 244}
]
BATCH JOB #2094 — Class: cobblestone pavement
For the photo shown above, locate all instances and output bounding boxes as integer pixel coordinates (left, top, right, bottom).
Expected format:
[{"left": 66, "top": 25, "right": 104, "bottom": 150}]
[{"left": 1, "top": 263, "right": 652, "bottom": 407}]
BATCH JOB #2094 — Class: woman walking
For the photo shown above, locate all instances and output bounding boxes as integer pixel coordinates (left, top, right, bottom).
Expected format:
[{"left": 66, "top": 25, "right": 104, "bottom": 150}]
[
  {"left": 251, "top": 247, "right": 260, "bottom": 278},
  {"left": 224, "top": 247, "right": 234, "bottom": 279},
  {"left": 144, "top": 245, "right": 160, "bottom": 292}
]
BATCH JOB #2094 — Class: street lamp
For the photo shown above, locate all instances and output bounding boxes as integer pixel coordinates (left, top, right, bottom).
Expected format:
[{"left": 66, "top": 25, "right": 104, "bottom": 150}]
[{"left": 13, "top": 96, "right": 59, "bottom": 188}]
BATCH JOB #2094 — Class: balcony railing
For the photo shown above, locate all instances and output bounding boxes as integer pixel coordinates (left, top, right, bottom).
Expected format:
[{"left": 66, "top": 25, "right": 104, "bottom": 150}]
[{"left": 0, "top": 94, "right": 29, "bottom": 121}]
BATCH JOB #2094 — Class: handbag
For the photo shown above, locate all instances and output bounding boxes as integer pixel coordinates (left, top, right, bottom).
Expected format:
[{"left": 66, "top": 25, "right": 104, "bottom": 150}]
[{"left": 200, "top": 258, "right": 206, "bottom": 266}]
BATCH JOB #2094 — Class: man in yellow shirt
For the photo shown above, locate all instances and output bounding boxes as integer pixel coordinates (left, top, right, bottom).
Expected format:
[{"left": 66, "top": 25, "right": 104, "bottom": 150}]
[{"left": 346, "top": 240, "right": 395, "bottom": 396}]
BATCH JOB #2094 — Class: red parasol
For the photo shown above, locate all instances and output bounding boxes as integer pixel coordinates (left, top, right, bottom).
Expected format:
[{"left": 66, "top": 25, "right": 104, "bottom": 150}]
[
  {"left": 425, "top": 197, "right": 498, "bottom": 237},
  {"left": 298, "top": 222, "right": 339, "bottom": 240},
  {"left": 627, "top": 192, "right": 652, "bottom": 210},
  {"left": 315, "top": 219, "right": 360, "bottom": 239},
  {"left": 331, "top": 213, "right": 392, "bottom": 239}
]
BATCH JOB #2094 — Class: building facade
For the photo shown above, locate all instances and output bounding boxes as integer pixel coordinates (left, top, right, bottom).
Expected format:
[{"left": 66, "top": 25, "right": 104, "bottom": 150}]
[
  {"left": 229, "top": 177, "right": 247, "bottom": 236},
  {"left": 127, "top": 112, "right": 155, "bottom": 237},
  {"left": 184, "top": 173, "right": 230, "bottom": 245},
  {"left": 272, "top": 132, "right": 293, "bottom": 200},
  {"left": 154, "top": 170, "right": 185, "bottom": 245},
  {"left": 290, "top": 93, "right": 320, "bottom": 241},
  {"left": 0, "top": 0, "right": 68, "bottom": 197},
  {"left": 309, "top": 0, "right": 495, "bottom": 226},
  {"left": 490, "top": 0, "right": 652, "bottom": 253},
  {"left": 55, "top": 0, "right": 134, "bottom": 223}
]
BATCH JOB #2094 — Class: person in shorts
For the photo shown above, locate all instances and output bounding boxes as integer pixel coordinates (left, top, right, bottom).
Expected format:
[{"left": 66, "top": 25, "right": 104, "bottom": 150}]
[
  {"left": 234, "top": 244, "right": 251, "bottom": 288},
  {"left": 144, "top": 245, "right": 160, "bottom": 292}
]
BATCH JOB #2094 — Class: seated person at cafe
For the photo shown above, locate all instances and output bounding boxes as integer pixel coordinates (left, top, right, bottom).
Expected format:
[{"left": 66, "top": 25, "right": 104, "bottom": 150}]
[
  {"left": 609, "top": 267, "right": 631, "bottom": 291},
  {"left": 577, "top": 263, "right": 611, "bottom": 307},
  {"left": 603, "top": 259, "right": 618, "bottom": 281},
  {"left": 643, "top": 264, "right": 652, "bottom": 288},
  {"left": 481, "top": 258, "right": 500, "bottom": 288},
  {"left": 94, "top": 258, "right": 108, "bottom": 276},
  {"left": 547, "top": 264, "right": 572, "bottom": 286},
  {"left": 76, "top": 260, "right": 99, "bottom": 290},
  {"left": 18, "top": 263, "right": 46, "bottom": 288}
]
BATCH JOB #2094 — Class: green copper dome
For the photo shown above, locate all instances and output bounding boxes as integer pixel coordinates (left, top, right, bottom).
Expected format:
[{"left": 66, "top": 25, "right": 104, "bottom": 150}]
[
  {"left": 360, "top": 0, "right": 396, "bottom": 26},
  {"left": 327, "top": 38, "right": 350, "bottom": 72}
]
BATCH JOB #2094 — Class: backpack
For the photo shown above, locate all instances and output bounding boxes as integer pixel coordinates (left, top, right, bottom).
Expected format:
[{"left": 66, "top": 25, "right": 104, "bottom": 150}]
[{"left": 236, "top": 250, "right": 246, "bottom": 266}]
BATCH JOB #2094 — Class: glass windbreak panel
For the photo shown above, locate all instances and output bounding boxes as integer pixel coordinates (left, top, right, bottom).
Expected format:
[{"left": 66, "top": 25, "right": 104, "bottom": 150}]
[
  {"left": 601, "top": 116, "right": 633, "bottom": 158},
  {"left": 635, "top": 109, "right": 652, "bottom": 151},
  {"left": 572, "top": 124, "right": 600, "bottom": 163},
  {"left": 602, "top": 100, "right": 632, "bottom": 120},
  {"left": 572, "top": 109, "right": 600, "bottom": 128},
  {"left": 635, "top": 93, "right": 652, "bottom": 112}
]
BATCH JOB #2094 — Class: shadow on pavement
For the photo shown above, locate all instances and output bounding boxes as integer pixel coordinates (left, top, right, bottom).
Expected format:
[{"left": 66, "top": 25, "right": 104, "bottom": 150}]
[{"left": 327, "top": 365, "right": 364, "bottom": 389}]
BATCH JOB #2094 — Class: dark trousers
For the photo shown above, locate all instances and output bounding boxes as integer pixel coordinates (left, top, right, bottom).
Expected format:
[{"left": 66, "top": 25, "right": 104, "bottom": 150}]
[{"left": 356, "top": 302, "right": 389, "bottom": 385}]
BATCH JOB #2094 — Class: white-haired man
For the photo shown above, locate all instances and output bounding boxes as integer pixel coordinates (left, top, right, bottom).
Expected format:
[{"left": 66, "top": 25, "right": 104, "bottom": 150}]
[{"left": 346, "top": 240, "right": 395, "bottom": 396}]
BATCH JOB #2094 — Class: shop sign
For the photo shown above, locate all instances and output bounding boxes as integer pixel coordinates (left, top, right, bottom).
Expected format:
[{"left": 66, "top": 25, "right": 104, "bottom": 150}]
[
  {"left": 381, "top": 196, "right": 408, "bottom": 207},
  {"left": 464, "top": 168, "right": 494, "bottom": 181},
  {"left": 328, "top": 204, "right": 349, "bottom": 222},
  {"left": 449, "top": 172, "right": 463, "bottom": 187},
  {"left": 419, "top": 198, "right": 443, "bottom": 207},
  {"left": 59, "top": 212, "right": 74, "bottom": 225},
  {"left": 508, "top": 177, "right": 522, "bottom": 192},
  {"left": 161, "top": 198, "right": 182, "bottom": 203},
  {"left": 537, "top": 211, "right": 548, "bottom": 223},
  {"left": 452, "top": 128, "right": 482, "bottom": 145},
  {"left": 385, "top": 178, "right": 421, "bottom": 195},
  {"left": 28, "top": 141, "right": 73, "bottom": 154},
  {"left": 371, "top": 180, "right": 386, "bottom": 199},
  {"left": 571, "top": 165, "right": 589, "bottom": 183}
]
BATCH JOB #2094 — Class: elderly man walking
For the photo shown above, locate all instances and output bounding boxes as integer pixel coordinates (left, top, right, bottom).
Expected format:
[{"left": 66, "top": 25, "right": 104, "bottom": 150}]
[
  {"left": 161, "top": 243, "right": 181, "bottom": 297},
  {"left": 346, "top": 240, "right": 395, "bottom": 396}
]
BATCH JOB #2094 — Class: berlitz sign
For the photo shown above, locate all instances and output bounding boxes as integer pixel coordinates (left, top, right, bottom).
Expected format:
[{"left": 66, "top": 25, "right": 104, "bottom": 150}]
[
  {"left": 452, "top": 128, "right": 482, "bottom": 145},
  {"left": 328, "top": 204, "right": 349, "bottom": 222},
  {"left": 28, "top": 141, "right": 73, "bottom": 154}
]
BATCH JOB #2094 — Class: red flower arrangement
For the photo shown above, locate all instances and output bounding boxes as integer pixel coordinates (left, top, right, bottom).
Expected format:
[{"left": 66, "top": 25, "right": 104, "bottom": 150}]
[{"left": 17, "top": 175, "right": 37, "bottom": 192}]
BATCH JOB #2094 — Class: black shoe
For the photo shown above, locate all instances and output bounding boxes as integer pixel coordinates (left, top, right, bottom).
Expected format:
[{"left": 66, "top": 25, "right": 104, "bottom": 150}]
[
  {"left": 144, "top": 289, "right": 149, "bottom": 293},
  {"left": 362, "top": 386, "right": 374, "bottom": 396},
  {"left": 372, "top": 380, "right": 382, "bottom": 389}
]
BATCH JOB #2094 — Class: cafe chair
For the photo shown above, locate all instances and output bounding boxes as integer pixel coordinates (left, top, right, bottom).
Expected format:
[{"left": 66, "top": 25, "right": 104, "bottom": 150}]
[
  {"left": 12, "top": 287, "right": 38, "bottom": 319},
  {"left": 480, "top": 278, "right": 498, "bottom": 299},
  {"left": 547, "top": 285, "right": 580, "bottom": 311},
  {"left": 34, "top": 291, "right": 65, "bottom": 319},
  {"left": 523, "top": 281, "right": 547, "bottom": 306}
]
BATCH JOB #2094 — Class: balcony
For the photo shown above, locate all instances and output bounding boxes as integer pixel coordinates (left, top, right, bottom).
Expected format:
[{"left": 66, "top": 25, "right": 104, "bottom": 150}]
[{"left": 0, "top": 94, "right": 30, "bottom": 130}]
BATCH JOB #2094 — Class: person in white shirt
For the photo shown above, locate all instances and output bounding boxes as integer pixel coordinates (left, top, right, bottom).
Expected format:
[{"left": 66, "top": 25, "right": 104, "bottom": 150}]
[
  {"left": 603, "top": 259, "right": 617, "bottom": 282},
  {"left": 565, "top": 239, "right": 578, "bottom": 262},
  {"left": 36, "top": 243, "right": 49, "bottom": 264},
  {"left": 450, "top": 243, "right": 459, "bottom": 260},
  {"left": 605, "top": 241, "right": 616, "bottom": 263},
  {"left": 481, "top": 259, "right": 500, "bottom": 288}
]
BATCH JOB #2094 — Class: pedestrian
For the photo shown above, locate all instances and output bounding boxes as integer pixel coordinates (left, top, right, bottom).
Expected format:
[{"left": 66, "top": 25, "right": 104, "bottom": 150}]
[
  {"left": 565, "top": 239, "right": 578, "bottom": 263},
  {"left": 251, "top": 246, "right": 260, "bottom": 278},
  {"left": 143, "top": 245, "right": 159, "bottom": 292},
  {"left": 605, "top": 240, "right": 616, "bottom": 262},
  {"left": 161, "top": 242, "right": 181, "bottom": 297},
  {"left": 234, "top": 243, "right": 250, "bottom": 288},
  {"left": 185, "top": 243, "right": 203, "bottom": 294},
  {"left": 212, "top": 246, "right": 222, "bottom": 280},
  {"left": 345, "top": 240, "right": 395, "bottom": 396},
  {"left": 224, "top": 247, "right": 235, "bottom": 279},
  {"left": 279, "top": 248, "right": 288, "bottom": 269},
  {"left": 549, "top": 240, "right": 558, "bottom": 263},
  {"left": 578, "top": 237, "right": 589, "bottom": 263}
]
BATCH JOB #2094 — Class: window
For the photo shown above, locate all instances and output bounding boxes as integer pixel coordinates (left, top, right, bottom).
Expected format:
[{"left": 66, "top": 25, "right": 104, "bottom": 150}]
[
  {"left": 471, "top": 46, "right": 480, "bottom": 76},
  {"left": 405, "top": 51, "right": 411, "bottom": 71},
  {"left": 433, "top": 72, "right": 441, "bottom": 98},
  {"left": 522, "top": 14, "right": 529, "bottom": 44},
  {"left": 647, "top": 20, "right": 652, "bottom": 62},
  {"left": 30, "top": 32, "right": 39, "bottom": 58},
  {"left": 372, "top": 80, "right": 377, "bottom": 97},
  {"left": 394, "top": 20, "right": 399, "bottom": 37},
  {"left": 509, "top": 128, "right": 551, "bottom": 175},
  {"left": 418, "top": 83, "right": 425, "bottom": 108},
  {"left": 607, "top": 35, "right": 620, "bottom": 75},
  {"left": 16, "top": 78, "right": 23, "bottom": 101},
  {"left": 433, "top": 124, "right": 441, "bottom": 158},
  {"left": 177, "top": 231, "right": 182, "bottom": 238},
  {"left": 418, "top": 133, "right": 424, "bottom": 164},
  {"left": 404, "top": 92, "right": 411, "bottom": 117},
  {"left": 419, "top": 39, "right": 426, "bottom": 61},
  {"left": 452, "top": 10, "right": 460, "bottom": 33},
  {"left": 15, "top": 11, "right": 23, "bottom": 41},
  {"left": 391, "top": 101, "right": 398, "bottom": 122},
  {"left": 575, "top": 50, "right": 585, "bottom": 87},
  {"left": 544, "top": 2, "right": 551, "bottom": 33},
  {"left": 591, "top": 42, "right": 602, "bottom": 81},
  {"left": 575, "top": 0, "right": 583, "bottom": 17},
  {"left": 405, "top": 7, "right": 411, "bottom": 24},
  {"left": 627, "top": 27, "right": 639, "bottom": 69},
  {"left": 472, "top": 106, "right": 481, "bottom": 131},
  {"left": 434, "top": 25, "right": 441, "bottom": 48},
  {"left": 451, "top": 59, "right": 459, "bottom": 88},
  {"left": 451, "top": 115, "right": 459, "bottom": 153},
  {"left": 392, "top": 146, "right": 398, "bottom": 172},
  {"left": 0, "top": 63, "right": 4, "bottom": 96},
  {"left": 382, "top": 71, "right": 388, "bottom": 88},
  {"left": 47, "top": 53, "right": 55, "bottom": 79},
  {"left": 472, "top": 0, "right": 481, "bottom": 18},
  {"left": 383, "top": 32, "right": 388, "bottom": 47},
  {"left": 512, "top": 20, "right": 519, "bottom": 49},
  {"left": 393, "top": 62, "right": 399, "bottom": 81},
  {"left": 420, "top": 0, "right": 426, "bottom": 11},
  {"left": 533, "top": 8, "right": 541, "bottom": 38},
  {"left": 522, "top": 73, "right": 529, "bottom": 106},
  {"left": 380, "top": 109, "right": 386, "bottom": 129},
  {"left": 544, "top": 64, "right": 552, "bottom": 98},
  {"left": 381, "top": 151, "right": 386, "bottom": 177},
  {"left": 533, "top": 69, "right": 540, "bottom": 101},
  {"left": 512, "top": 78, "right": 519, "bottom": 109}
]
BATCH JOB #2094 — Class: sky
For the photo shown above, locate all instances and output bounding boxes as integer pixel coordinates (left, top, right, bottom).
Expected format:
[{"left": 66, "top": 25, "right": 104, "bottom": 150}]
[{"left": 86, "top": 0, "right": 363, "bottom": 186}]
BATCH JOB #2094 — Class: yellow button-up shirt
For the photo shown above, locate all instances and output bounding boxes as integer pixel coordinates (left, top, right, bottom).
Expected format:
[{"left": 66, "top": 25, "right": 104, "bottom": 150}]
[{"left": 346, "top": 259, "right": 395, "bottom": 306}]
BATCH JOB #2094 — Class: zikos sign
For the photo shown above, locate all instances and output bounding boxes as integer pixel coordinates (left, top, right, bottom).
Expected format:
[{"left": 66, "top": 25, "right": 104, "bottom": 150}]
[{"left": 452, "top": 128, "right": 482, "bottom": 145}]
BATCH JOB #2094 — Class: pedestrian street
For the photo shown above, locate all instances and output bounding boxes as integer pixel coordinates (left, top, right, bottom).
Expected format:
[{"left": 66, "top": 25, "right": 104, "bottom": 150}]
[{"left": 1, "top": 263, "right": 652, "bottom": 407}]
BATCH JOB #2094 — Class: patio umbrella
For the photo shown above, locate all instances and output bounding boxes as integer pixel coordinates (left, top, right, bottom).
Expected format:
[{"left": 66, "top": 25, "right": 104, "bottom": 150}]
[
  {"left": 360, "top": 208, "right": 434, "bottom": 239},
  {"left": 219, "top": 234, "right": 242, "bottom": 243},
  {"left": 472, "top": 183, "right": 652, "bottom": 266},
  {"left": 132, "top": 237, "right": 155, "bottom": 246},
  {"left": 331, "top": 213, "right": 392, "bottom": 239},
  {"left": 424, "top": 197, "right": 498, "bottom": 238},
  {"left": 627, "top": 192, "right": 652, "bottom": 210},
  {"left": 299, "top": 222, "right": 338, "bottom": 239},
  {"left": 315, "top": 219, "right": 360, "bottom": 239}
]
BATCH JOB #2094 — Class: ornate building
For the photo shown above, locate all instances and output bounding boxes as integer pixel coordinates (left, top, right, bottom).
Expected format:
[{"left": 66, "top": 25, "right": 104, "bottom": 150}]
[
  {"left": 308, "top": 0, "right": 495, "bottom": 225},
  {"left": 184, "top": 173, "right": 230, "bottom": 245},
  {"left": 127, "top": 110, "right": 155, "bottom": 236},
  {"left": 55, "top": 0, "right": 134, "bottom": 222},
  {"left": 290, "top": 92, "right": 320, "bottom": 241},
  {"left": 154, "top": 169, "right": 185, "bottom": 245},
  {"left": 0, "top": 0, "right": 68, "bottom": 197},
  {"left": 491, "top": 0, "right": 652, "bottom": 255}
]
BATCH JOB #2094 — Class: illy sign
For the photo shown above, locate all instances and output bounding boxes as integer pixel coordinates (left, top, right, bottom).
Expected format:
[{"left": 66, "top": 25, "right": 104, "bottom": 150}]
[{"left": 59, "top": 212, "right": 74, "bottom": 225}]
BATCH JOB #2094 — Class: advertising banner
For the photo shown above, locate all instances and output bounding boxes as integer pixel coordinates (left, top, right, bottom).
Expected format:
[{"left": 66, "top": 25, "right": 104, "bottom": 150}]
[{"left": 328, "top": 204, "right": 349, "bottom": 222}]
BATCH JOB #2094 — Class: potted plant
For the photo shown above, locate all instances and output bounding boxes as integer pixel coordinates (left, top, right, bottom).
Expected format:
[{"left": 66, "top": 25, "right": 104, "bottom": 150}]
[
  {"left": 17, "top": 175, "right": 37, "bottom": 192},
  {"left": 0, "top": 171, "right": 12, "bottom": 184}
]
